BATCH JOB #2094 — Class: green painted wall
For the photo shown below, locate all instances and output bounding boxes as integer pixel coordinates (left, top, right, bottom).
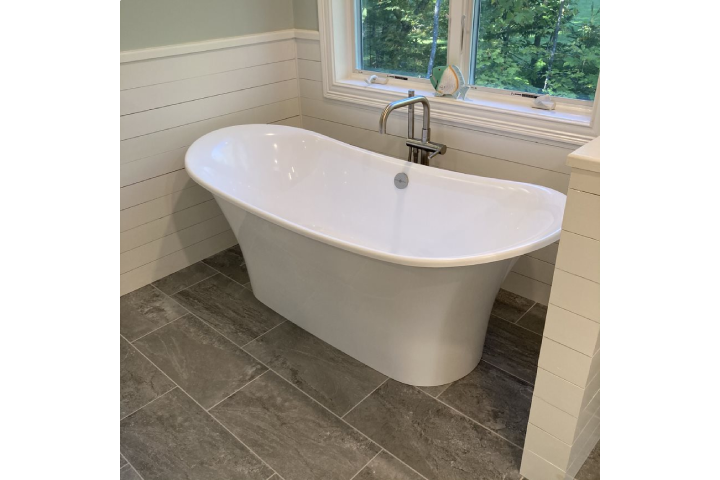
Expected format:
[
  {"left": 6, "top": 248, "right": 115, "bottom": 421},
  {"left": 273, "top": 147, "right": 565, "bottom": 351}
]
[
  {"left": 293, "top": 0, "right": 319, "bottom": 30},
  {"left": 121, "top": 0, "right": 295, "bottom": 51}
]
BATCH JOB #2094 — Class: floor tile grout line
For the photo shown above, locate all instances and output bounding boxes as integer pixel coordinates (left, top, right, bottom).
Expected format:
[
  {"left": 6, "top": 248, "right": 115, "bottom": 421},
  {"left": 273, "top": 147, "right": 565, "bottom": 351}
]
[
  {"left": 153, "top": 271, "right": 220, "bottom": 297},
  {"left": 123, "top": 463, "right": 146, "bottom": 480},
  {"left": 431, "top": 382, "right": 453, "bottom": 399},
  {"left": 368, "top": 447, "right": 431, "bottom": 480},
  {"left": 241, "top": 320, "right": 288, "bottom": 348},
  {"left": 151, "top": 247, "right": 249, "bottom": 298},
  {"left": 122, "top": 338, "right": 282, "bottom": 479},
  {"left": 238, "top": 348, "right": 432, "bottom": 480},
  {"left": 206, "top": 369, "right": 270, "bottom": 411},
  {"left": 347, "top": 450, "right": 382, "bottom": 480},
  {"left": 491, "top": 312, "right": 544, "bottom": 338},
  {"left": 201, "top": 260, "right": 254, "bottom": 293},
  {"left": 150, "top": 259, "right": 284, "bottom": 352},
  {"left": 169, "top": 304, "right": 429, "bottom": 480},
  {"left": 480, "top": 358, "right": 535, "bottom": 387},
  {"left": 415, "top": 384, "right": 525, "bottom": 451},
  {"left": 120, "top": 384, "right": 178, "bottom": 422},
  {"left": 341, "top": 378, "right": 389, "bottom": 419},
  {"left": 129, "top": 312, "right": 190, "bottom": 344},
  {"left": 513, "top": 302, "right": 537, "bottom": 324}
]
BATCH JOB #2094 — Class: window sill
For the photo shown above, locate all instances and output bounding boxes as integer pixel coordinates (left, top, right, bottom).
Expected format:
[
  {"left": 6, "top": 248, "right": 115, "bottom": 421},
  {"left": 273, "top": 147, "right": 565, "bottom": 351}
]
[{"left": 323, "top": 75, "right": 598, "bottom": 147}]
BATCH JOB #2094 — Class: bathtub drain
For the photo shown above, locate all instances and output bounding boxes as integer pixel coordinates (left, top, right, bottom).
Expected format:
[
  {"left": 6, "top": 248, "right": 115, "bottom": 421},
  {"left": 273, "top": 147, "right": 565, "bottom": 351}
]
[{"left": 394, "top": 173, "right": 409, "bottom": 189}]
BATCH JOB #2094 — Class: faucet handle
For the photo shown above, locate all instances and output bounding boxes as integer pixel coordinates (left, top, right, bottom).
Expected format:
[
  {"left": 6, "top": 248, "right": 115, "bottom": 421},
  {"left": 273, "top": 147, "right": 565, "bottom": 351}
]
[{"left": 408, "top": 89, "right": 415, "bottom": 97}]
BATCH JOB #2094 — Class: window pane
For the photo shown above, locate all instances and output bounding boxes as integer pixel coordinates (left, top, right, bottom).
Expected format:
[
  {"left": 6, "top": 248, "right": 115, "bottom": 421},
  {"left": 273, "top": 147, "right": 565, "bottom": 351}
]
[
  {"left": 359, "top": 0, "right": 449, "bottom": 79},
  {"left": 472, "top": 0, "right": 600, "bottom": 100}
]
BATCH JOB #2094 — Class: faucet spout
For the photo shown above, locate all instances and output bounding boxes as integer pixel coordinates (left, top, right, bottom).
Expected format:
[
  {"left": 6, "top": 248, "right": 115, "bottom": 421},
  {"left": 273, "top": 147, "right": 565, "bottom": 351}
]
[
  {"left": 378, "top": 96, "right": 431, "bottom": 134},
  {"left": 378, "top": 91, "right": 444, "bottom": 166}
]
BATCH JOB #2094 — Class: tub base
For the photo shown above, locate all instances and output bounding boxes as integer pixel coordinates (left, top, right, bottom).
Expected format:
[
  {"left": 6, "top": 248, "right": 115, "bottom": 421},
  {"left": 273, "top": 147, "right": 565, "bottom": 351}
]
[{"left": 219, "top": 198, "right": 516, "bottom": 386}]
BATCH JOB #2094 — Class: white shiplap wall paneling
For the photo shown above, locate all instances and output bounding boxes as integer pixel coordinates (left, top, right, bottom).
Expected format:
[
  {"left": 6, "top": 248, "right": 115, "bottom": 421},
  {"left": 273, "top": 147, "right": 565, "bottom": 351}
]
[
  {"left": 120, "top": 38, "right": 301, "bottom": 295},
  {"left": 526, "top": 241, "right": 559, "bottom": 264},
  {"left": 121, "top": 215, "right": 230, "bottom": 274},
  {"left": 121, "top": 79, "right": 299, "bottom": 140},
  {"left": 513, "top": 256, "right": 555, "bottom": 286},
  {"left": 121, "top": 200, "right": 223, "bottom": 254},
  {"left": 299, "top": 78, "right": 323, "bottom": 99},
  {"left": 501, "top": 271, "right": 552, "bottom": 305},
  {"left": 120, "top": 170, "right": 196, "bottom": 211},
  {"left": 300, "top": 96, "right": 573, "bottom": 175},
  {"left": 121, "top": 39, "right": 296, "bottom": 90},
  {"left": 562, "top": 189, "right": 600, "bottom": 240},
  {"left": 296, "top": 39, "right": 321, "bottom": 61},
  {"left": 121, "top": 146, "right": 189, "bottom": 187},
  {"left": 297, "top": 59, "right": 322, "bottom": 81},
  {"left": 273, "top": 116, "right": 303, "bottom": 128},
  {"left": 121, "top": 60, "right": 297, "bottom": 115},
  {"left": 120, "top": 185, "right": 214, "bottom": 233},
  {"left": 120, "top": 230, "right": 237, "bottom": 295},
  {"left": 121, "top": 99, "right": 299, "bottom": 164}
]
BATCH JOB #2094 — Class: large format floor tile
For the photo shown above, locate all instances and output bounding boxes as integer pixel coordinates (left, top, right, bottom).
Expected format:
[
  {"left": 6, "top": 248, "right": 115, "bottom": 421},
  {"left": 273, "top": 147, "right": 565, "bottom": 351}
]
[
  {"left": 244, "top": 321, "right": 387, "bottom": 416},
  {"left": 120, "top": 285, "right": 187, "bottom": 341},
  {"left": 491, "top": 289, "right": 535, "bottom": 323},
  {"left": 344, "top": 380, "right": 523, "bottom": 480},
  {"left": 576, "top": 443, "right": 600, "bottom": 480},
  {"left": 355, "top": 451, "right": 423, "bottom": 480},
  {"left": 173, "top": 274, "right": 284, "bottom": 346},
  {"left": 120, "top": 464, "right": 142, "bottom": 480},
  {"left": 418, "top": 383, "right": 452, "bottom": 398},
  {"left": 120, "top": 269, "right": 579, "bottom": 480},
  {"left": 133, "top": 315, "right": 267, "bottom": 409},
  {"left": 203, "top": 245, "right": 250, "bottom": 285},
  {"left": 152, "top": 262, "right": 218, "bottom": 296},
  {"left": 121, "top": 388, "right": 272, "bottom": 480},
  {"left": 439, "top": 361, "right": 533, "bottom": 446},
  {"left": 481, "top": 316, "right": 543, "bottom": 385},
  {"left": 211, "top": 371, "right": 380, "bottom": 480},
  {"left": 516, "top": 304, "right": 548, "bottom": 335},
  {"left": 120, "top": 337, "right": 175, "bottom": 419}
]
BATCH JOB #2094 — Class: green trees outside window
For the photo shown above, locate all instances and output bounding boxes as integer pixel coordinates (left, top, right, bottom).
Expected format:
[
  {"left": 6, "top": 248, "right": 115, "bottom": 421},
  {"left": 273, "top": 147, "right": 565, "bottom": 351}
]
[
  {"left": 473, "top": 0, "right": 599, "bottom": 100},
  {"left": 358, "top": 0, "right": 600, "bottom": 100},
  {"left": 360, "top": 0, "right": 450, "bottom": 78}
]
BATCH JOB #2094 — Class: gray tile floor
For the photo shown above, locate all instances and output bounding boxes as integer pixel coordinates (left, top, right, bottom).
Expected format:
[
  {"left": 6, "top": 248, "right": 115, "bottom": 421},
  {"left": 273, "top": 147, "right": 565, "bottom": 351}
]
[{"left": 120, "top": 245, "right": 600, "bottom": 480}]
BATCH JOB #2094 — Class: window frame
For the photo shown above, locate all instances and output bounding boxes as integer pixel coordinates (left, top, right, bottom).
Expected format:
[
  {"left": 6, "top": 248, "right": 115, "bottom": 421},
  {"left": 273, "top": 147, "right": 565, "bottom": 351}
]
[{"left": 317, "top": 0, "right": 600, "bottom": 147}]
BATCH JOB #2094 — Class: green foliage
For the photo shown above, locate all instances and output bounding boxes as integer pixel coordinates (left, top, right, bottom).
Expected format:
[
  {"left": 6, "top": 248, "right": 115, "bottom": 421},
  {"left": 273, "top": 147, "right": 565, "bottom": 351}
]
[
  {"left": 360, "top": 0, "right": 449, "bottom": 78},
  {"left": 360, "top": 0, "right": 600, "bottom": 100},
  {"left": 473, "top": 0, "right": 600, "bottom": 100}
]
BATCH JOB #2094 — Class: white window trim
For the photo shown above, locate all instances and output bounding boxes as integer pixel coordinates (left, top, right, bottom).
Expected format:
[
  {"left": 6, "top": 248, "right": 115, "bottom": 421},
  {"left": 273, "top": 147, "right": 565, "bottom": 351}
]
[{"left": 317, "top": 0, "right": 600, "bottom": 147}]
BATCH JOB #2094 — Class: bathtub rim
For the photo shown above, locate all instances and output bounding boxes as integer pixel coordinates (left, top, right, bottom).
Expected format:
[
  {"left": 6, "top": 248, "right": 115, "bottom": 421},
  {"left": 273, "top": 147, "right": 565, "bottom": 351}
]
[{"left": 185, "top": 124, "right": 565, "bottom": 268}]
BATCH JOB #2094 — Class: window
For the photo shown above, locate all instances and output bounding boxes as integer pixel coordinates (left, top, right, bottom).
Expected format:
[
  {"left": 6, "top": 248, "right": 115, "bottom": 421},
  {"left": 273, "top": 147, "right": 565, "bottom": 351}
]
[
  {"left": 358, "top": 0, "right": 450, "bottom": 79},
  {"left": 354, "top": 0, "right": 599, "bottom": 101},
  {"left": 319, "top": 0, "right": 600, "bottom": 145},
  {"left": 469, "top": 0, "right": 600, "bottom": 101}
]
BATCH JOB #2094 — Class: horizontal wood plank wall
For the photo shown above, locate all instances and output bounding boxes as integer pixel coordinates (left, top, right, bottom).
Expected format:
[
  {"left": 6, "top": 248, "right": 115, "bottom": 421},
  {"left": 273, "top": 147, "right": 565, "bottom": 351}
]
[
  {"left": 296, "top": 38, "right": 570, "bottom": 304},
  {"left": 120, "top": 38, "right": 301, "bottom": 295}
]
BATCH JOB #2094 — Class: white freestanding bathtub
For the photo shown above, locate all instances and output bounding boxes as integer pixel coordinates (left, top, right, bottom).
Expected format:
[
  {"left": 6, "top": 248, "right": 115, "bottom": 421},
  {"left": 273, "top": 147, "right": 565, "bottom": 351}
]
[{"left": 186, "top": 125, "right": 566, "bottom": 386}]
